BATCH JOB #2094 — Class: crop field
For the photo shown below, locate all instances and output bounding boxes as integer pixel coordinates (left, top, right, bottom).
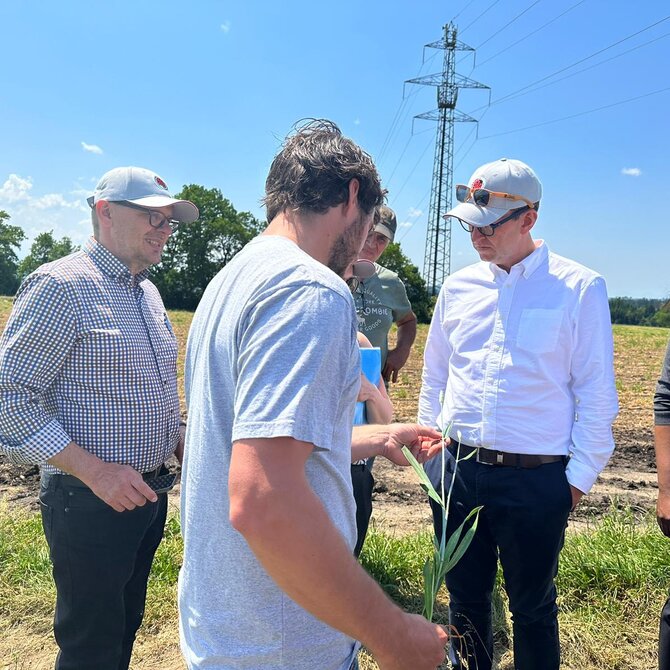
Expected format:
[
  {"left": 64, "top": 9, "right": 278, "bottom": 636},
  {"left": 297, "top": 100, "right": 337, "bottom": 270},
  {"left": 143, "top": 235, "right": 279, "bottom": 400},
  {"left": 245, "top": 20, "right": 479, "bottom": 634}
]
[{"left": 1, "top": 297, "right": 669, "bottom": 669}]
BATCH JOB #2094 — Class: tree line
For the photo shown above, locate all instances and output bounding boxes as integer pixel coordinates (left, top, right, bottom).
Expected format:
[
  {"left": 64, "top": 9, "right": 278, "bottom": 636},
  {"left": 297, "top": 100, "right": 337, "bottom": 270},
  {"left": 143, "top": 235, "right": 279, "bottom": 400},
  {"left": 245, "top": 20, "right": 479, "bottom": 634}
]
[{"left": 0, "top": 186, "right": 434, "bottom": 321}]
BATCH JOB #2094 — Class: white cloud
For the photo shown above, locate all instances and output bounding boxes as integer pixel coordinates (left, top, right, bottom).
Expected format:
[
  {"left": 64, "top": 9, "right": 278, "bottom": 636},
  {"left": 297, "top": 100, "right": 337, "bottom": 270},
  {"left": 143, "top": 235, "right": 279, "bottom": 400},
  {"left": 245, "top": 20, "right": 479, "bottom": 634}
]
[
  {"left": 398, "top": 220, "right": 412, "bottom": 228},
  {"left": 407, "top": 207, "right": 423, "bottom": 219},
  {"left": 34, "top": 193, "right": 82, "bottom": 210},
  {"left": 621, "top": 167, "right": 641, "bottom": 177},
  {"left": 81, "top": 141, "right": 103, "bottom": 155},
  {"left": 0, "top": 173, "right": 92, "bottom": 255},
  {"left": 0, "top": 174, "right": 33, "bottom": 202},
  {"left": 220, "top": 20, "right": 231, "bottom": 33},
  {"left": 353, "top": 118, "right": 361, "bottom": 126}
]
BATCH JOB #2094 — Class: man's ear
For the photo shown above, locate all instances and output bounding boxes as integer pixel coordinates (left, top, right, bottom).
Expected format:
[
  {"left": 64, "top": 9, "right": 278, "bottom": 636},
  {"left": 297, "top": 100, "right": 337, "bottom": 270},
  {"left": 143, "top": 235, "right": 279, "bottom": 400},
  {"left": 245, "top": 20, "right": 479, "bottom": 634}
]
[
  {"left": 520, "top": 209, "right": 538, "bottom": 234},
  {"left": 345, "top": 178, "right": 360, "bottom": 212},
  {"left": 96, "top": 200, "right": 113, "bottom": 228}
]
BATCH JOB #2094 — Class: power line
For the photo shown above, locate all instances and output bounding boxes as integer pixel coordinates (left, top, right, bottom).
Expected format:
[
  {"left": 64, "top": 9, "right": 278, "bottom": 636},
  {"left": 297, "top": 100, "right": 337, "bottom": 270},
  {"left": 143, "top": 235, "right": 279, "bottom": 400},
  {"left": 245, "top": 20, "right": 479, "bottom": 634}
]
[
  {"left": 478, "top": 85, "right": 670, "bottom": 139},
  {"left": 475, "top": 0, "right": 589, "bottom": 68},
  {"left": 459, "top": 0, "right": 503, "bottom": 36},
  {"left": 497, "top": 29, "right": 670, "bottom": 107},
  {"left": 376, "top": 51, "right": 440, "bottom": 164},
  {"left": 468, "top": 14, "right": 670, "bottom": 114},
  {"left": 451, "top": 0, "right": 479, "bottom": 23},
  {"left": 476, "top": 0, "right": 544, "bottom": 50}
]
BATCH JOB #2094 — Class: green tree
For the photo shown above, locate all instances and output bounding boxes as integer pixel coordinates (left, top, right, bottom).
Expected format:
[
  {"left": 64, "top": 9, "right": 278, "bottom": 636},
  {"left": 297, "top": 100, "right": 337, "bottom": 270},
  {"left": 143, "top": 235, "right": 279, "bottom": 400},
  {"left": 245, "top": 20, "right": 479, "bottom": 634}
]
[
  {"left": 378, "top": 242, "right": 434, "bottom": 323},
  {"left": 0, "top": 210, "right": 26, "bottom": 295},
  {"left": 17, "top": 231, "right": 78, "bottom": 280},
  {"left": 153, "top": 185, "right": 263, "bottom": 309}
]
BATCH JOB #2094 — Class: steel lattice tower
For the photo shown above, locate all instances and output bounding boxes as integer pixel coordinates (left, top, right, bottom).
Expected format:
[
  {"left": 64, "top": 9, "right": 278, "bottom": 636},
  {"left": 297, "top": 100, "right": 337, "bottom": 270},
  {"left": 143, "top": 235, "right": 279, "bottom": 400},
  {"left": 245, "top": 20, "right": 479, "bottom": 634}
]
[{"left": 407, "top": 23, "right": 489, "bottom": 294}]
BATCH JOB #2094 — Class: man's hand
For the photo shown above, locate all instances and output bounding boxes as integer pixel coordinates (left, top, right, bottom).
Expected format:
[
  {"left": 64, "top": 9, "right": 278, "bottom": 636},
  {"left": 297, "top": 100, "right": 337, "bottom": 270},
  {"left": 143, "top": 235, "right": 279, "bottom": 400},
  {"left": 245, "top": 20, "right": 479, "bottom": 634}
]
[
  {"left": 658, "top": 491, "right": 670, "bottom": 537},
  {"left": 85, "top": 462, "right": 158, "bottom": 512},
  {"left": 382, "top": 347, "right": 410, "bottom": 384},
  {"left": 372, "top": 613, "right": 448, "bottom": 670},
  {"left": 380, "top": 423, "right": 443, "bottom": 466},
  {"left": 569, "top": 485, "right": 584, "bottom": 511},
  {"left": 48, "top": 442, "right": 158, "bottom": 512},
  {"left": 175, "top": 422, "right": 186, "bottom": 465},
  {"left": 383, "top": 312, "right": 417, "bottom": 383}
]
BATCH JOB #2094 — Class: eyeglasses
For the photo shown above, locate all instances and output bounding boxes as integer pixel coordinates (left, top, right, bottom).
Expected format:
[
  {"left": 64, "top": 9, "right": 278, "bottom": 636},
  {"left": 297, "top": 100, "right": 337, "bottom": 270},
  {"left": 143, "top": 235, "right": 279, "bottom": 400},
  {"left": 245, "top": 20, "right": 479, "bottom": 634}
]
[
  {"left": 455, "top": 184, "right": 535, "bottom": 210},
  {"left": 113, "top": 201, "right": 181, "bottom": 232},
  {"left": 458, "top": 205, "right": 530, "bottom": 237}
]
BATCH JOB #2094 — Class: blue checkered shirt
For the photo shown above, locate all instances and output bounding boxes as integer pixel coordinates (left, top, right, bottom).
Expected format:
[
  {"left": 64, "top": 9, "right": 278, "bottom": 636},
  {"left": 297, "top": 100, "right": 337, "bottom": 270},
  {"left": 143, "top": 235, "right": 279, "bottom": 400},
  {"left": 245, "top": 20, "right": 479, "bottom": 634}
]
[{"left": 0, "top": 238, "right": 181, "bottom": 474}]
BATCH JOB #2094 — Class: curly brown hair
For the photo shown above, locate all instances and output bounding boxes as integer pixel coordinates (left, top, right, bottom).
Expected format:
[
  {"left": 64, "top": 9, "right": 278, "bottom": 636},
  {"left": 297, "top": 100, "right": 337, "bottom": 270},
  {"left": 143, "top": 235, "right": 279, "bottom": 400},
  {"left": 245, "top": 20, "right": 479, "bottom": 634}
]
[{"left": 262, "top": 119, "right": 385, "bottom": 222}]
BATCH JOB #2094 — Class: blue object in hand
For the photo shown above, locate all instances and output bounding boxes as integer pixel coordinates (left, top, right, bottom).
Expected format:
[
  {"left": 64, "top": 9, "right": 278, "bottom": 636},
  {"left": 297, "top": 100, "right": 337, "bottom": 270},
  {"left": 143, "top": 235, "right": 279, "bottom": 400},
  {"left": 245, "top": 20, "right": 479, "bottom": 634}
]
[{"left": 353, "top": 347, "right": 382, "bottom": 426}]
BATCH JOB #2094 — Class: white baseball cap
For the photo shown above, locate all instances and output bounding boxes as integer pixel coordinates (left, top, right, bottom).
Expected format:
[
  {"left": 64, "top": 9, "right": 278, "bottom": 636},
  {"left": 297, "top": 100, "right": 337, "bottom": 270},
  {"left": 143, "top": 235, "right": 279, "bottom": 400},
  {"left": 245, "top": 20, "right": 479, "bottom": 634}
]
[
  {"left": 87, "top": 166, "right": 199, "bottom": 223},
  {"left": 444, "top": 158, "right": 542, "bottom": 228}
]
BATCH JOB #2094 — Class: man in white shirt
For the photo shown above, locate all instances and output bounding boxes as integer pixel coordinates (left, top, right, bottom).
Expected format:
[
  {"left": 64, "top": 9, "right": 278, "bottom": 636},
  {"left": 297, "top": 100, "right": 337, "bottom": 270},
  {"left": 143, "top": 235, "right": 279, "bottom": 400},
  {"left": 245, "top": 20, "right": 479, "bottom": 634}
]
[{"left": 418, "top": 158, "right": 618, "bottom": 670}]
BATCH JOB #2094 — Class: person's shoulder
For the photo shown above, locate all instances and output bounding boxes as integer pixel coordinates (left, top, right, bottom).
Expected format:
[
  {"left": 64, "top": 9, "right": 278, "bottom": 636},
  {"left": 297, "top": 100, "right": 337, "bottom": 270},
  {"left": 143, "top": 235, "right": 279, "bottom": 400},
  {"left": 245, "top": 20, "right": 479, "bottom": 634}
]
[
  {"left": 444, "top": 260, "right": 489, "bottom": 286},
  {"left": 546, "top": 250, "right": 602, "bottom": 285},
  {"left": 19, "top": 250, "right": 92, "bottom": 294},
  {"left": 242, "top": 236, "right": 352, "bottom": 304},
  {"left": 32, "top": 249, "right": 89, "bottom": 280},
  {"left": 374, "top": 263, "right": 400, "bottom": 281}
]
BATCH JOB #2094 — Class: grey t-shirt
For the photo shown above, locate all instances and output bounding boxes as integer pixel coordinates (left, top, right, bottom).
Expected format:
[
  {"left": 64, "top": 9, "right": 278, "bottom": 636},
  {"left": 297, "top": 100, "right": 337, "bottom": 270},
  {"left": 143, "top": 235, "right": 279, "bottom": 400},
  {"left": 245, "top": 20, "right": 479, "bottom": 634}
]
[
  {"left": 179, "top": 235, "right": 361, "bottom": 670},
  {"left": 352, "top": 263, "right": 412, "bottom": 365}
]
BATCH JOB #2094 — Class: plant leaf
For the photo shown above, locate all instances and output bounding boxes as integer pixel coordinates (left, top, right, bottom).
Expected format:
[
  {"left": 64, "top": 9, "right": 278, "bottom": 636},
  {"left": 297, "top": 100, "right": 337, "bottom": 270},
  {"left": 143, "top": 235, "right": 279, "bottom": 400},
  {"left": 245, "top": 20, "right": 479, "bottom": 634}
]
[
  {"left": 401, "top": 446, "right": 443, "bottom": 506},
  {"left": 443, "top": 506, "right": 483, "bottom": 575}
]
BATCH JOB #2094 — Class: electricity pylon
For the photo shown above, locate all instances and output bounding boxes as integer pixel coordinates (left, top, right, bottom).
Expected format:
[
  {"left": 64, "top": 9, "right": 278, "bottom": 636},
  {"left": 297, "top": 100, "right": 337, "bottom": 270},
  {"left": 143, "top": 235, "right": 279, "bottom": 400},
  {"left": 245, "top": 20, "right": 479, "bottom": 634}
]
[{"left": 406, "top": 23, "right": 489, "bottom": 295}]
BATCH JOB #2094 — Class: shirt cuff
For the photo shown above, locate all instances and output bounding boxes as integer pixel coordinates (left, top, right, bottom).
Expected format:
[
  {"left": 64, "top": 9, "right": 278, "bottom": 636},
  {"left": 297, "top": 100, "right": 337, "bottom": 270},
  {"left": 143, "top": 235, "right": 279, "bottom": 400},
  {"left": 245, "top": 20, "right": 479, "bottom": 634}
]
[
  {"left": 18, "top": 419, "right": 72, "bottom": 465},
  {"left": 565, "top": 456, "right": 600, "bottom": 494}
]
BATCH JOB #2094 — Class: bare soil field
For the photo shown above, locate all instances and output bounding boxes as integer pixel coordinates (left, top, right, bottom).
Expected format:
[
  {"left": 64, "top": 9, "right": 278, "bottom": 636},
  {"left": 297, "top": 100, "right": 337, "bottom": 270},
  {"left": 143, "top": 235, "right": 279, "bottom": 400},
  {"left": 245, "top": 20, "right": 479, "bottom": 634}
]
[
  {"left": 0, "top": 322, "right": 665, "bottom": 536},
  {"left": 0, "top": 306, "right": 667, "bottom": 670}
]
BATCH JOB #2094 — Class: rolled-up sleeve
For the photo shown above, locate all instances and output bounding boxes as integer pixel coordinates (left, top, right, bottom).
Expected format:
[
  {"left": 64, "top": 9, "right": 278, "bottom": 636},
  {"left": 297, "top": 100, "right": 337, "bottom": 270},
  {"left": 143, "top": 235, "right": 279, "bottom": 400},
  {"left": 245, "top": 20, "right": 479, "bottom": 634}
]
[
  {"left": 418, "top": 288, "right": 452, "bottom": 431},
  {"left": 566, "top": 277, "right": 619, "bottom": 493},
  {"left": 0, "top": 273, "right": 75, "bottom": 464}
]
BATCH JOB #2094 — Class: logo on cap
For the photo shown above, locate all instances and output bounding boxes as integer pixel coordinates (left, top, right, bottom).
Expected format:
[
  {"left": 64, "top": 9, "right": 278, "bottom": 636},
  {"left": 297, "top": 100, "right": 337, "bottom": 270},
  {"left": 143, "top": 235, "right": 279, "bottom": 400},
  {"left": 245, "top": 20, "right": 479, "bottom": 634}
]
[
  {"left": 154, "top": 176, "right": 169, "bottom": 191},
  {"left": 471, "top": 178, "right": 484, "bottom": 189}
]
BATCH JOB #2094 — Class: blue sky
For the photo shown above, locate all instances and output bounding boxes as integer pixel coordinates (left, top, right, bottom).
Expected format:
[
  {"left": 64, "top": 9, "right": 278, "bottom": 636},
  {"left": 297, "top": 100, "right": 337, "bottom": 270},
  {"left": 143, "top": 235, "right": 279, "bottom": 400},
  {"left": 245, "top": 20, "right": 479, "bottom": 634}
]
[{"left": 1, "top": 1, "right": 668, "bottom": 298}]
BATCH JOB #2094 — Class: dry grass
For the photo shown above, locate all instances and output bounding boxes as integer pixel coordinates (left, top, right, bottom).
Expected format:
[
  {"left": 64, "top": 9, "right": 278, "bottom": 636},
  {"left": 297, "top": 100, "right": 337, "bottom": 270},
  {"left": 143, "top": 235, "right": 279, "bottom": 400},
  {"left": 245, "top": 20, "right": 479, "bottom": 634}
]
[{"left": 1, "top": 293, "right": 670, "bottom": 669}]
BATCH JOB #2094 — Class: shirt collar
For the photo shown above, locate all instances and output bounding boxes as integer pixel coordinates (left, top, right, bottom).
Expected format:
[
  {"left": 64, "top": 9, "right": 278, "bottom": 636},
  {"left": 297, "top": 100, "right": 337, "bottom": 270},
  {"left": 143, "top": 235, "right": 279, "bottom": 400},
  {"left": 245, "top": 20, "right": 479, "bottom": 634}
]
[
  {"left": 84, "top": 237, "right": 150, "bottom": 287},
  {"left": 488, "top": 240, "right": 548, "bottom": 280}
]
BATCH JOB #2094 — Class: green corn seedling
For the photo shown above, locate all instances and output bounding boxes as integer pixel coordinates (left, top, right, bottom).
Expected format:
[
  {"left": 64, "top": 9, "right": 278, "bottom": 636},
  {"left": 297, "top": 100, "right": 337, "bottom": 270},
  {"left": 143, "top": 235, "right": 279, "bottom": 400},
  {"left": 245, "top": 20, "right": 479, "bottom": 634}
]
[{"left": 402, "top": 422, "right": 483, "bottom": 622}]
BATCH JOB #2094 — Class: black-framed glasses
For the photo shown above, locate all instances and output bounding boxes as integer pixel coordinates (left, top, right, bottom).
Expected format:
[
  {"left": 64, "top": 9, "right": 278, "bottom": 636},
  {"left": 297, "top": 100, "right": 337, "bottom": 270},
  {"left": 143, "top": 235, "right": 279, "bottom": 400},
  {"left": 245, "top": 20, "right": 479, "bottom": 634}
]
[
  {"left": 458, "top": 205, "right": 530, "bottom": 237},
  {"left": 455, "top": 184, "right": 535, "bottom": 210},
  {"left": 113, "top": 201, "right": 181, "bottom": 232}
]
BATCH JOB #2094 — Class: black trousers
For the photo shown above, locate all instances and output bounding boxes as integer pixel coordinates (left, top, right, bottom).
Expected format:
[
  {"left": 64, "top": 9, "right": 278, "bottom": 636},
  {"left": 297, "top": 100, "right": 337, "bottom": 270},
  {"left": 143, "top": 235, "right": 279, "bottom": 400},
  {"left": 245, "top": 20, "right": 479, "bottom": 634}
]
[
  {"left": 428, "top": 447, "right": 572, "bottom": 670},
  {"left": 39, "top": 474, "right": 168, "bottom": 670},
  {"left": 660, "top": 595, "right": 670, "bottom": 669},
  {"left": 351, "top": 461, "right": 375, "bottom": 557}
]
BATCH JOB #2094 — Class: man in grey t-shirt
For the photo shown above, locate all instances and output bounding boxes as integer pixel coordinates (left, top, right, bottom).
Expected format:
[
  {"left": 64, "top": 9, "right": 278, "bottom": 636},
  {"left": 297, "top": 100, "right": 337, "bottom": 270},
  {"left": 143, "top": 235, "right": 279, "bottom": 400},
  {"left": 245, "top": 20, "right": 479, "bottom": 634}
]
[{"left": 178, "top": 120, "right": 448, "bottom": 670}]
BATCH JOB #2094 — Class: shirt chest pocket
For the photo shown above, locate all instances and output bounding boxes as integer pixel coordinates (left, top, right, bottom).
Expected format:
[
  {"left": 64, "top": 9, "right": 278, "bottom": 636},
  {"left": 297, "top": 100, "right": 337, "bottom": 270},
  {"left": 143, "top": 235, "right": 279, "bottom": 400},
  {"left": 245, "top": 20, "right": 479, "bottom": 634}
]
[{"left": 516, "top": 309, "right": 564, "bottom": 354}]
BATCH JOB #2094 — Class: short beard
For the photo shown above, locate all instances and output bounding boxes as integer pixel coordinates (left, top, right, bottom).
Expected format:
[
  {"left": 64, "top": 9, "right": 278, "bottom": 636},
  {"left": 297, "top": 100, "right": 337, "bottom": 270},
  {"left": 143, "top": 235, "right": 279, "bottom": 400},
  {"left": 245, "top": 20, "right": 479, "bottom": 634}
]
[{"left": 327, "top": 213, "right": 368, "bottom": 277}]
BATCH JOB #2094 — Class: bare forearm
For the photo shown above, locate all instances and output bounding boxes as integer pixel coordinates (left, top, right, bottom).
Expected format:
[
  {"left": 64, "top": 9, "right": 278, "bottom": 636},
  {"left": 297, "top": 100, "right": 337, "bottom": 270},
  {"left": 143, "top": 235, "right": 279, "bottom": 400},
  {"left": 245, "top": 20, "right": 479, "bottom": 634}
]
[
  {"left": 231, "top": 466, "right": 404, "bottom": 654},
  {"left": 655, "top": 425, "right": 670, "bottom": 493},
  {"left": 393, "top": 317, "right": 417, "bottom": 358},
  {"left": 351, "top": 424, "right": 391, "bottom": 461},
  {"left": 48, "top": 441, "right": 107, "bottom": 481}
]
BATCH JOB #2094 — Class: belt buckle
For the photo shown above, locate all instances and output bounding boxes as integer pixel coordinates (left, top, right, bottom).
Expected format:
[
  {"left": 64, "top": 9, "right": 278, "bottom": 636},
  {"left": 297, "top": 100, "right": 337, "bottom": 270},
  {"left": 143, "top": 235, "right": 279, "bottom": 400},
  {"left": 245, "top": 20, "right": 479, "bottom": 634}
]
[{"left": 496, "top": 452, "right": 504, "bottom": 465}]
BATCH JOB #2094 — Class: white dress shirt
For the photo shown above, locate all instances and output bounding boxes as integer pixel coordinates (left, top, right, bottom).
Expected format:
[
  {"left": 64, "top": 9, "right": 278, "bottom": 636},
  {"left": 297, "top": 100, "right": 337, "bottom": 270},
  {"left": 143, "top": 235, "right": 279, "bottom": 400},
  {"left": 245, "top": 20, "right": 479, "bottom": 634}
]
[{"left": 418, "top": 241, "right": 618, "bottom": 494}]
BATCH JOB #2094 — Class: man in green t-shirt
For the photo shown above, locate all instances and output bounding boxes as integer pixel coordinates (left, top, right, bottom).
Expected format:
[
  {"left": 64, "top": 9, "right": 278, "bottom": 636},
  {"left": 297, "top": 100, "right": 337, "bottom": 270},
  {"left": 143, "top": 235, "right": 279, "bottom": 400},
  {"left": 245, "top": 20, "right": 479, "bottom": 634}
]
[
  {"left": 351, "top": 205, "right": 418, "bottom": 556},
  {"left": 355, "top": 206, "right": 417, "bottom": 383}
]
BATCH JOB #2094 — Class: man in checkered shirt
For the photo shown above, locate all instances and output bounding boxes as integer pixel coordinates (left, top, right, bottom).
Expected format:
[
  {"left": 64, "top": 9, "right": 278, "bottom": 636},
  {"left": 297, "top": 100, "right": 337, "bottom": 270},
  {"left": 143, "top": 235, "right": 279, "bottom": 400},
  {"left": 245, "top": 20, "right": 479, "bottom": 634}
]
[{"left": 0, "top": 166, "right": 198, "bottom": 670}]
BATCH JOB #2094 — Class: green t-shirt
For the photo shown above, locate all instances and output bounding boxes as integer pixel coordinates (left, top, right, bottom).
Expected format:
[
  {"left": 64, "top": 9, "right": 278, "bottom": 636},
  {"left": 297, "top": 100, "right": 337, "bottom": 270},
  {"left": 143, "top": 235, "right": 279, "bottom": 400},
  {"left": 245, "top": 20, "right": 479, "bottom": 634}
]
[{"left": 352, "top": 263, "right": 412, "bottom": 365}]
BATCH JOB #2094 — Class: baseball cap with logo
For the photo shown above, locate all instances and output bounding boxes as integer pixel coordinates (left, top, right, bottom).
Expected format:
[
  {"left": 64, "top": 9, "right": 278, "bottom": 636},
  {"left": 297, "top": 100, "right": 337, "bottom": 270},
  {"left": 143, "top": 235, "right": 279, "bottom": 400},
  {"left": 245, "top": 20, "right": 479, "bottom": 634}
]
[
  {"left": 374, "top": 205, "right": 397, "bottom": 242},
  {"left": 87, "top": 166, "right": 199, "bottom": 223},
  {"left": 443, "top": 158, "right": 542, "bottom": 229}
]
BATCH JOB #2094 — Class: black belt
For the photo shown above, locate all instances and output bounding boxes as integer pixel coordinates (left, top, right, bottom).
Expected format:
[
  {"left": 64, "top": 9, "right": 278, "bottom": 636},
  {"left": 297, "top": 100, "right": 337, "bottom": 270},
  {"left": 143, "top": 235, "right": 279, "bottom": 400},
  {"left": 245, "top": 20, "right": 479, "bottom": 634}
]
[
  {"left": 49, "top": 464, "right": 164, "bottom": 488},
  {"left": 449, "top": 442, "right": 565, "bottom": 469}
]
